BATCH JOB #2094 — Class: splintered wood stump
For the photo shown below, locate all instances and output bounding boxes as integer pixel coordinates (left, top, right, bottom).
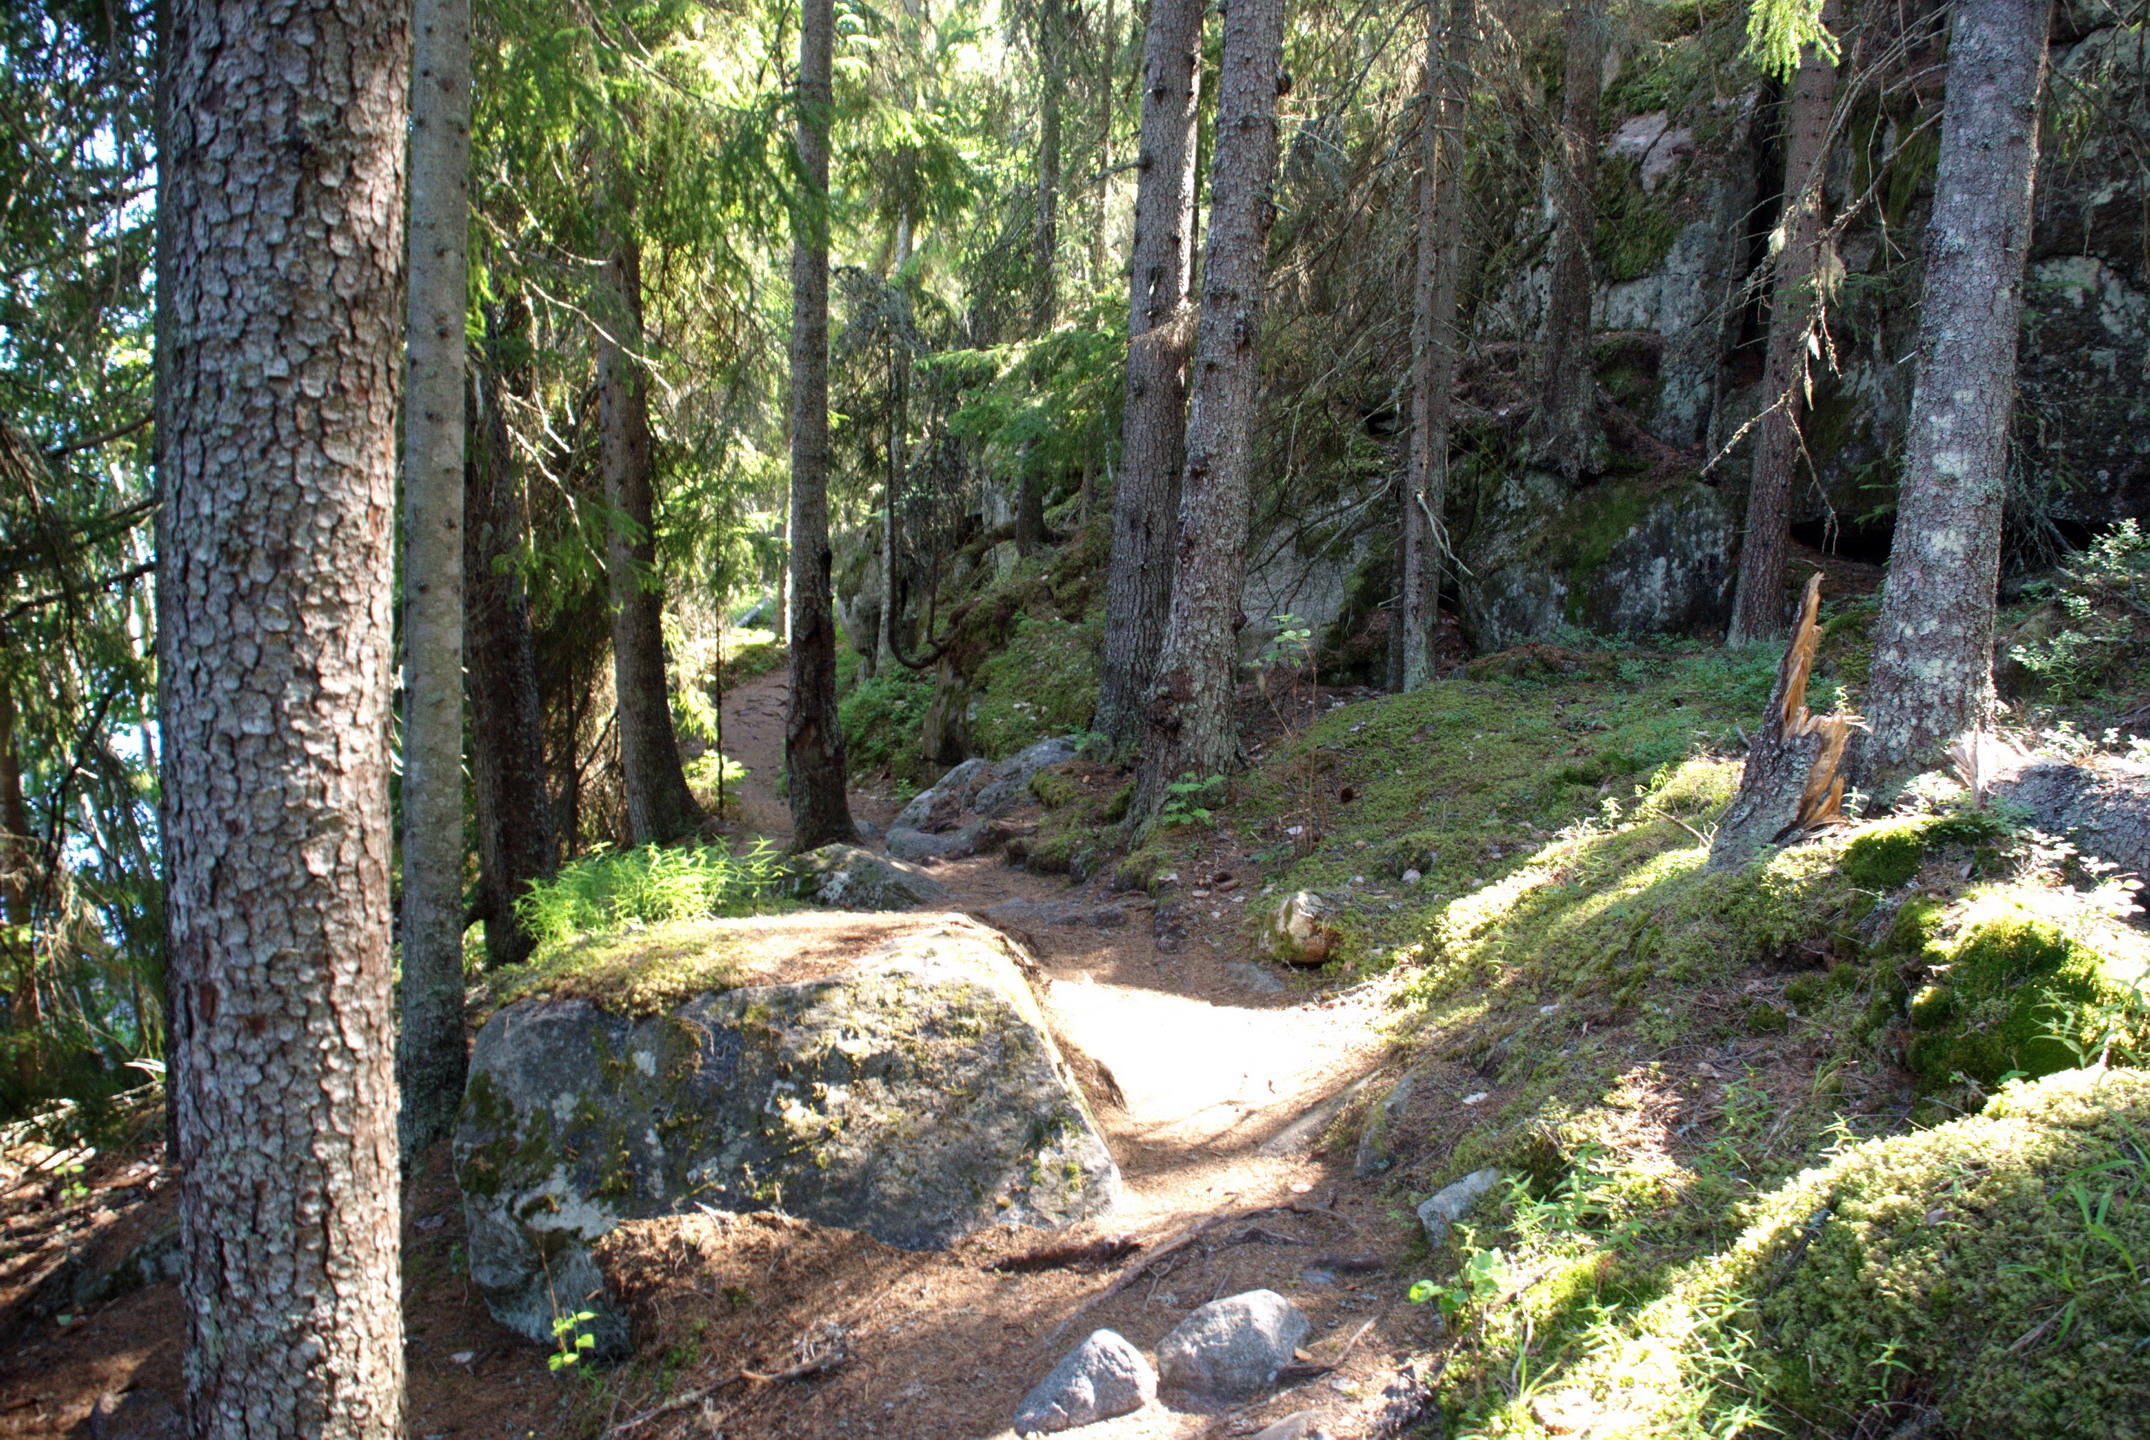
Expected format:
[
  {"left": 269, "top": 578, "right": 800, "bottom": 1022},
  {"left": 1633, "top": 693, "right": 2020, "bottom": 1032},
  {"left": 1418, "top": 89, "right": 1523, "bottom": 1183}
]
[{"left": 1711, "top": 573, "right": 1867, "bottom": 867}]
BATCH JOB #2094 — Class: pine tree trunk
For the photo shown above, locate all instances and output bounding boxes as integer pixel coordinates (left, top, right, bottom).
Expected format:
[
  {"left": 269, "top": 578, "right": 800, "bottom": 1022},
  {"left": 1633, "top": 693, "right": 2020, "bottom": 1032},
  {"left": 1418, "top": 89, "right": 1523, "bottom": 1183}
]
[
  {"left": 1095, "top": 0, "right": 1203, "bottom": 751},
  {"left": 600, "top": 239, "right": 706, "bottom": 846},
  {"left": 1088, "top": 0, "right": 1118, "bottom": 286},
  {"left": 1527, "top": 1, "right": 1606, "bottom": 481},
  {"left": 157, "top": 0, "right": 408, "bottom": 1429},
  {"left": 1859, "top": 0, "right": 2051, "bottom": 774},
  {"left": 1402, "top": 0, "right": 1475, "bottom": 689},
  {"left": 787, "top": 0, "right": 859, "bottom": 852},
  {"left": 466, "top": 300, "right": 556, "bottom": 971},
  {"left": 398, "top": 0, "right": 472, "bottom": 1154},
  {"left": 1728, "top": 0, "right": 1844, "bottom": 648},
  {"left": 1130, "top": 0, "right": 1287, "bottom": 824}
]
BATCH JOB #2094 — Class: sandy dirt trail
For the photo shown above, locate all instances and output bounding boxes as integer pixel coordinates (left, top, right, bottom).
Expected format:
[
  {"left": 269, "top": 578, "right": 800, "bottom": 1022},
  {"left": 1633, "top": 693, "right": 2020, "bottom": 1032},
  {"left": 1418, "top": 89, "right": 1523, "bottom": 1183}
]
[{"left": 693, "top": 670, "right": 1431, "bottom": 1439}]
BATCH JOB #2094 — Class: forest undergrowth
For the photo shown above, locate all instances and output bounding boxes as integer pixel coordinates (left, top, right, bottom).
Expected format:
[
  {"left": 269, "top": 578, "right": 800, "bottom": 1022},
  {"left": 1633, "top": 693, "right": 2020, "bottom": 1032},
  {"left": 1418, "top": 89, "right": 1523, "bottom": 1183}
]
[{"left": 1013, "top": 625, "right": 2150, "bottom": 1438}]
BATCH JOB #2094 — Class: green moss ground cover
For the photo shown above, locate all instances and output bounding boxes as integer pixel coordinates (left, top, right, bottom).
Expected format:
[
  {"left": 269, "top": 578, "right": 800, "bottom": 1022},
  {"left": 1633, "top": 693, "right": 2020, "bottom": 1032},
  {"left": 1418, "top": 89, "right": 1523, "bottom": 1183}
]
[{"left": 1120, "top": 642, "right": 2150, "bottom": 1436}]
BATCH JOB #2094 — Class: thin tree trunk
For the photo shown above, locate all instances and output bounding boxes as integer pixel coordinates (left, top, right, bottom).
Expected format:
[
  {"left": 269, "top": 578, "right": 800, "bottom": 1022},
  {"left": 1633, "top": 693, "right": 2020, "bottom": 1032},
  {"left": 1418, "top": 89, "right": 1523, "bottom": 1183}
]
[
  {"left": 0, "top": 686, "right": 38, "bottom": 1095},
  {"left": 1402, "top": 0, "right": 1475, "bottom": 689},
  {"left": 1527, "top": 0, "right": 1606, "bottom": 481},
  {"left": 1088, "top": 0, "right": 1118, "bottom": 286},
  {"left": 1094, "top": 0, "right": 1203, "bottom": 751},
  {"left": 787, "top": 0, "right": 859, "bottom": 851},
  {"left": 1016, "top": 0, "right": 1066, "bottom": 555},
  {"left": 879, "top": 333, "right": 909, "bottom": 676},
  {"left": 157, "top": 0, "right": 407, "bottom": 1429},
  {"left": 1728, "top": 0, "right": 1845, "bottom": 648},
  {"left": 1859, "top": 0, "right": 2051, "bottom": 774},
  {"left": 599, "top": 239, "right": 706, "bottom": 846},
  {"left": 398, "top": 0, "right": 471, "bottom": 1154},
  {"left": 1130, "top": 0, "right": 1288, "bottom": 824},
  {"left": 466, "top": 299, "right": 555, "bottom": 970}
]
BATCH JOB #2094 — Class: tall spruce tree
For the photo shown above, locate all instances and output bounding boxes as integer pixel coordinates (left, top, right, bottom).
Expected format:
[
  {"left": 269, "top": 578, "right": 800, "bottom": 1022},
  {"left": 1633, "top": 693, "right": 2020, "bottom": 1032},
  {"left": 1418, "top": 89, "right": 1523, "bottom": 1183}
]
[
  {"left": 1728, "top": 0, "right": 1845, "bottom": 647},
  {"left": 1131, "top": 0, "right": 1289, "bottom": 824},
  {"left": 1860, "top": 0, "right": 2054, "bottom": 770},
  {"left": 1095, "top": 0, "right": 1204, "bottom": 751},
  {"left": 1527, "top": 0, "right": 1607, "bottom": 481},
  {"left": 599, "top": 236, "right": 707, "bottom": 846},
  {"left": 786, "top": 0, "right": 860, "bottom": 849},
  {"left": 158, "top": 0, "right": 408, "bottom": 1429},
  {"left": 398, "top": 0, "right": 474, "bottom": 1153},
  {"left": 1401, "top": 0, "right": 1476, "bottom": 689}
]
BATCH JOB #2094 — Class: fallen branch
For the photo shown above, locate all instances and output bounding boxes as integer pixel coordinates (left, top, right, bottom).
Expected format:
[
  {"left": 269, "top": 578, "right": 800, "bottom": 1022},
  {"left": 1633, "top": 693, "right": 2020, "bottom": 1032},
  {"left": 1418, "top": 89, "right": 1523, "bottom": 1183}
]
[
  {"left": 600, "top": 1376, "right": 740, "bottom": 1438},
  {"left": 1274, "top": 1316, "right": 1378, "bottom": 1385},
  {"left": 741, "top": 1351, "right": 847, "bottom": 1384},
  {"left": 989, "top": 1234, "right": 1143, "bottom": 1274},
  {"left": 1045, "top": 1205, "right": 1298, "bottom": 1342}
]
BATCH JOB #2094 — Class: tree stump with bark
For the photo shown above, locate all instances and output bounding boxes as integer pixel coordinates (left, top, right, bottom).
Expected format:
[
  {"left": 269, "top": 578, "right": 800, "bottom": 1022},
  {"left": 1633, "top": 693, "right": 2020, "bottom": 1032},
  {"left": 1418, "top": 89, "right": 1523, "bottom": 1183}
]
[{"left": 1711, "top": 573, "right": 1866, "bottom": 867}]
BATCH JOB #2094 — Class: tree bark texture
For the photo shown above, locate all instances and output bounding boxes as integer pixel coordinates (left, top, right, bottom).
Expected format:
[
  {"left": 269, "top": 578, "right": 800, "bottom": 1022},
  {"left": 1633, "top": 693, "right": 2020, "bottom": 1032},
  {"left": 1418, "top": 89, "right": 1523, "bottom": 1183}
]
[
  {"left": 1131, "top": 0, "right": 1287, "bottom": 824},
  {"left": 466, "top": 301, "right": 555, "bottom": 971},
  {"left": 398, "top": 0, "right": 472, "bottom": 1154},
  {"left": 1727, "top": 0, "right": 1844, "bottom": 648},
  {"left": 1711, "top": 573, "right": 1864, "bottom": 867},
  {"left": 1527, "top": 1, "right": 1606, "bottom": 481},
  {"left": 1094, "top": 0, "right": 1203, "bottom": 751},
  {"left": 1859, "top": 0, "right": 2051, "bottom": 773},
  {"left": 1402, "top": 0, "right": 1475, "bottom": 689},
  {"left": 156, "top": 0, "right": 408, "bottom": 1431},
  {"left": 787, "top": 0, "right": 859, "bottom": 851},
  {"left": 599, "top": 240, "right": 705, "bottom": 846}
]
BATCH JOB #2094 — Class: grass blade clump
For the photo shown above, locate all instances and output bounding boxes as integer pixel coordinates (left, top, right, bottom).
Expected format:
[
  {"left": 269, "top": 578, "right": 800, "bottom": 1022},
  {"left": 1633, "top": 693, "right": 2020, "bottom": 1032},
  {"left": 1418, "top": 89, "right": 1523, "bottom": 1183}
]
[{"left": 516, "top": 841, "right": 786, "bottom": 946}]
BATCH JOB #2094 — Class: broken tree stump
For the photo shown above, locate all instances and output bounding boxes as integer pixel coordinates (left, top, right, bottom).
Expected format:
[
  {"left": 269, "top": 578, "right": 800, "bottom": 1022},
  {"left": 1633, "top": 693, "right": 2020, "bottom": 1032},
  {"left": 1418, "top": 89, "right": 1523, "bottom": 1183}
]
[{"left": 1711, "top": 573, "right": 1868, "bottom": 867}]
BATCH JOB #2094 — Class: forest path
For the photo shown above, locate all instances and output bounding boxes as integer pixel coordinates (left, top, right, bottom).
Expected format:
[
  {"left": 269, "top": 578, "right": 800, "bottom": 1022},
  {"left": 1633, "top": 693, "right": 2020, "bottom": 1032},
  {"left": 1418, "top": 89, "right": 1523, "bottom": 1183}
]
[{"left": 706, "top": 669, "right": 1427, "bottom": 1440}]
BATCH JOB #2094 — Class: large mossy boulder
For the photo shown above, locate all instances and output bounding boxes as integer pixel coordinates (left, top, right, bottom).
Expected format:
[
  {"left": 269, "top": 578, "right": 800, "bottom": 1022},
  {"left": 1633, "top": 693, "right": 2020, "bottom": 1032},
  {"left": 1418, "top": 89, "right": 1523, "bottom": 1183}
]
[
  {"left": 454, "top": 916, "right": 1120, "bottom": 1354},
  {"left": 1725, "top": 1067, "right": 2150, "bottom": 1436}
]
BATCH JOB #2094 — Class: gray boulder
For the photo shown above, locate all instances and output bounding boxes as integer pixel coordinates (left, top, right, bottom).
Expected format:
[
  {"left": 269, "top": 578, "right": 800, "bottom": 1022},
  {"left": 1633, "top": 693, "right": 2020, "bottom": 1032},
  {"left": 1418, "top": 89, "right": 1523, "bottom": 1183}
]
[
  {"left": 886, "top": 818, "right": 1009, "bottom": 866},
  {"left": 455, "top": 921, "right": 1120, "bottom": 1354},
  {"left": 1266, "top": 890, "right": 1342, "bottom": 965},
  {"left": 788, "top": 843, "right": 949, "bottom": 909},
  {"left": 1417, "top": 1168, "right": 1504, "bottom": 1247},
  {"left": 973, "top": 737, "right": 1083, "bottom": 814},
  {"left": 1155, "top": 1289, "right": 1310, "bottom": 1402},
  {"left": 1013, "top": 1328, "right": 1157, "bottom": 1434},
  {"left": 893, "top": 757, "right": 993, "bottom": 833}
]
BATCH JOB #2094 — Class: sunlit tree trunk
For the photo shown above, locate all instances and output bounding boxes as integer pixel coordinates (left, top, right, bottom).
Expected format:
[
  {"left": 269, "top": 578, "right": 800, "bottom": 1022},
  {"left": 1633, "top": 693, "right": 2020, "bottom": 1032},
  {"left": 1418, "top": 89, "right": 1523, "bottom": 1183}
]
[
  {"left": 1402, "top": 0, "right": 1475, "bottom": 689},
  {"left": 1527, "top": 0, "right": 1605, "bottom": 480},
  {"left": 1860, "top": 0, "right": 2052, "bottom": 772},
  {"left": 1728, "top": 0, "right": 1844, "bottom": 648},
  {"left": 1095, "top": 0, "right": 1203, "bottom": 751},
  {"left": 1131, "top": 0, "right": 1287, "bottom": 824},
  {"left": 466, "top": 298, "right": 555, "bottom": 970},
  {"left": 398, "top": 0, "right": 471, "bottom": 1154},
  {"left": 787, "top": 0, "right": 859, "bottom": 850},
  {"left": 157, "top": 0, "right": 407, "bottom": 1428},
  {"left": 600, "top": 239, "right": 706, "bottom": 845}
]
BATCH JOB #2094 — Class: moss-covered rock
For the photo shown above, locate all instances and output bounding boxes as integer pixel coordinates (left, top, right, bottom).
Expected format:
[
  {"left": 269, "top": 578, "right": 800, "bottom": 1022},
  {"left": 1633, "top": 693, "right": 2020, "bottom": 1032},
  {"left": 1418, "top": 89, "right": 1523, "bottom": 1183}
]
[
  {"left": 1901, "top": 893, "right": 2150, "bottom": 1090},
  {"left": 455, "top": 920, "right": 1120, "bottom": 1353},
  {"left": 1731, "top": 1067, "right": 2150, "bottom": 1436}
]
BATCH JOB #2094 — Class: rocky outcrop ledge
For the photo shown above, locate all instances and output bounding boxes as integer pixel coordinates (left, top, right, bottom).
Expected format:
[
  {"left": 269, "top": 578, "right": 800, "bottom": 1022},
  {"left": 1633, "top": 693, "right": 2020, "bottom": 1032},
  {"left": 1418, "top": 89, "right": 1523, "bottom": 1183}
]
[{"left": 454, "top": 915, "right": 1120, "bottom": 1354}]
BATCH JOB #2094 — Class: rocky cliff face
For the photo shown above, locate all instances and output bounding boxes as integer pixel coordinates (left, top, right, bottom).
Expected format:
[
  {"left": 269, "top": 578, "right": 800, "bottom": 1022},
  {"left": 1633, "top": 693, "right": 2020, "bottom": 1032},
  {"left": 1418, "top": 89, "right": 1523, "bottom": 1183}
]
[{"left": 1451, "top": 5, "right": 2147, "bottom": 647}]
